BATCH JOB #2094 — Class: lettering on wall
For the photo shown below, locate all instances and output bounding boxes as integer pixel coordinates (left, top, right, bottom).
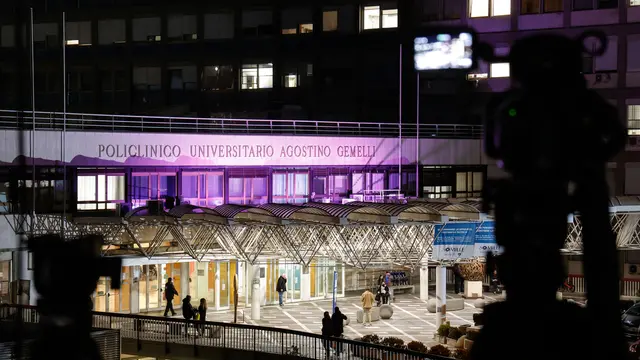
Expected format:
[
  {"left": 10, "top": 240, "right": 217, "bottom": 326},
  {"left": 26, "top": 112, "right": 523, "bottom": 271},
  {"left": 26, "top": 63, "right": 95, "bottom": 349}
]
[{"left": 97, "top": 144, "right": 377, "bottom": 160}]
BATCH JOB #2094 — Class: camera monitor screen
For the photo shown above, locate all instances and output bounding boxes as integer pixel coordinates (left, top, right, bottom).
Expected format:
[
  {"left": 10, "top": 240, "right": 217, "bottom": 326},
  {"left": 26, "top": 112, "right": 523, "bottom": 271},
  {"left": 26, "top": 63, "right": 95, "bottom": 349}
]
[{"left": 413, "top": 33, "right": 474, "bottom": 71}]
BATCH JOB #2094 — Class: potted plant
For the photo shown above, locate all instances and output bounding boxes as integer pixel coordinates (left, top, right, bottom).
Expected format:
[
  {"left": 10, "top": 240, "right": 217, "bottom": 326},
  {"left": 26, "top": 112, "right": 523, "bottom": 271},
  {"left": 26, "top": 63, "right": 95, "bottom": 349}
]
[
  {"left": 356, "top": 334, "right": 381, "bottom": 359},
  {"left": 447, "top": 327, "right": 462, "bottom": 345},
  {"left": 464, "top": 329, "right": 478, "bottom": 350},
  {"left": 406, "top": 341, "right": 428, "bottom": 353},
  {"left": 427, "top": 344, "right": 451, "bottom": 357},
  {"left": 436, "top": 322, "right": 451, "bottom": 344},
  {"left": 381, "top": 337, "right": 406, "bottom": 360}
]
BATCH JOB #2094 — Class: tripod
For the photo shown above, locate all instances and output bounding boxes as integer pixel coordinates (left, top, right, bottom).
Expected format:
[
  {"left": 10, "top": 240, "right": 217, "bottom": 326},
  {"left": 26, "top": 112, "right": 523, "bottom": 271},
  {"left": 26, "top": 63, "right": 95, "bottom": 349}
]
[{"left": 470, "top": 31, "right": 628, "bottom": 360}]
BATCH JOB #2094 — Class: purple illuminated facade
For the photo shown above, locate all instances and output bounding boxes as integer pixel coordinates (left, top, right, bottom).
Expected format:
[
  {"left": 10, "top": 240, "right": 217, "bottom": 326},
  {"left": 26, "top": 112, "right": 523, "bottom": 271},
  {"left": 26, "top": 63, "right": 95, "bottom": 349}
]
[{"left": 0, "top": 128, "right": 488, "bottom": 213}]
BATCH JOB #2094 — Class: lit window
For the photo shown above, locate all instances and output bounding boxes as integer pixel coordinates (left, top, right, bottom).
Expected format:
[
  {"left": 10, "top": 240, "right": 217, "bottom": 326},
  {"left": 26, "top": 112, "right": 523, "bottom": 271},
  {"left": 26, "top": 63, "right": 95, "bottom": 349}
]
[
  {"left": 633, "top": 0, "right": 640, "bottom": 5},
  {"left": 181, "top": 172, "right": 224, "bottom": 207},
  {"left": 490, "top": 63, "right": 510, "bottom": 78},
  {"left": 323, "top": 10, "right": 338, "bottom": 31},
  {"left": 131, "top": 172, "right": 177, "bottom": 209},
  {"left": 363, "top": 6, "right": 381, "bottom": 29},
  {"left": 241, "top": 63, "right": 273, "bottom": 90},
  {"left": 299, "top": 23, "right": 313, "bottom": 33},
  {"left": 382, "top": 9, "right": 398, "bottom": 28},
  {"left": 628, "top": 105, "right": 640, "bottom": 136},
  {"left": 65, "top": 21, "right": 92, "bottom": 46},
  {"left": 273, "top": 171, "right": 309, "bottom": 204},
  {"left": 282, "top": 28, "right": 297, "bottom": 35},
  {"left": 469, "top": 0, "right": 511, "bottom": 17},
  {"left": 77, "top": 172, "right": 124, "bottom": 210},
  {"left": 284, "top": 74, "right": 298, "bottom": 88},
  {"left": 467, "top": 73, "right": 488, "bottom": 80}
]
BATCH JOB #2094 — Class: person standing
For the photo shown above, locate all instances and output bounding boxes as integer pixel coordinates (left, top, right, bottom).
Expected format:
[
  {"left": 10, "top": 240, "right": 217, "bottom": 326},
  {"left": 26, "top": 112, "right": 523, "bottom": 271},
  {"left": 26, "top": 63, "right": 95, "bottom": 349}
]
[
  {"left": 197, "top": 298, "right": 207, "bottom": 336},
  {"left": 163, "top": 277, "right": 178, "bottom": 317},
  {"left": 453, "top": 264, "right": 464, "bottom": 295},
  {"left": 276, "top": 274, "right": 287, "bottom": 307},
  {"left": 321, "top": 311, "right": 333, "bottom": 358},
  {"left": 331, "top": 307, "right": 348, "bottom": 355},
  {"left": 182, "top": 295, "right": 195, "bottom": 335},
  {"left": 360, "top": 288, "right": 375, "bottom": 327}
]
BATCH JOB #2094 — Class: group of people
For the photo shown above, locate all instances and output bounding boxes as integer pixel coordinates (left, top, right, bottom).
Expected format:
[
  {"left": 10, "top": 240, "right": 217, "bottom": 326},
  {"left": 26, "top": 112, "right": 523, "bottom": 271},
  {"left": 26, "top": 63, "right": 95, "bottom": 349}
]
[
  {"left": 321, "top": 307, "right": 349, "bottom": 357},
  {"left": 163, "top": 277, "right": 209, "bottom": 336}
]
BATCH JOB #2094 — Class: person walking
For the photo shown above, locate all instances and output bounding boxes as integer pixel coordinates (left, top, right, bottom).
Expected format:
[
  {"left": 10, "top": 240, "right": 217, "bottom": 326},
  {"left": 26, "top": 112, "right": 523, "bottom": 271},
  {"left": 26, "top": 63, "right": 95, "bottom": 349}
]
[
  {"left": 163, "top": 277, "right": 178, "bottom": 317},
  {"left": 331, "top": 307, "right": 348, "bottom": 355},
  {"left": 321, "top": 311, "right": 333, "bottom": 358},
  {"left": 276, "top": 274, "right": 287, "bottom": 307},
  {"left": 361, "top": 288, "right": 375, "bottom": 327}
]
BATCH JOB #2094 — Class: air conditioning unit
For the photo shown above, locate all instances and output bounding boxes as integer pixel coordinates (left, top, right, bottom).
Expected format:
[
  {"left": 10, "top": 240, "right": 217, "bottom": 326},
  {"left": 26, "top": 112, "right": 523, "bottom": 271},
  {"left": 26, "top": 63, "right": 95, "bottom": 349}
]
[{"left": 146, "top": 200, "right": 164, "bottom": 215}]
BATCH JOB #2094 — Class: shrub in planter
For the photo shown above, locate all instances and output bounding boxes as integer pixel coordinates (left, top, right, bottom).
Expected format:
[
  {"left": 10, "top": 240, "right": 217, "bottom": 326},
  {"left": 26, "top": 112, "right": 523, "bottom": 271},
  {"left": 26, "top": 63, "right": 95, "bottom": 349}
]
[
  {"left": 472, "top": 313, "right": 484, "bottom": 326},
  {"left": 457, "top": 325, "right": 469, "bottom": 335},
  {"left": 453, "top": 349, "right": 470, "bottom": 360},
  {"left": 407, "top": 341, "right": 428, "bottom": 353},
  {"left": 428, "top": 344, "right": 451, "bottom": 357},
  {"left": 436, "top": 322, "right": 451, "bottom": 337},
  {"left": 448, "top": 328, "right": 462, "bottom": 341},
  {"left": 381, "top": 337, "right": 406, "bottom": 349},
  {"left": 361, "top": 334, "right": 381, "bottom": 344}
]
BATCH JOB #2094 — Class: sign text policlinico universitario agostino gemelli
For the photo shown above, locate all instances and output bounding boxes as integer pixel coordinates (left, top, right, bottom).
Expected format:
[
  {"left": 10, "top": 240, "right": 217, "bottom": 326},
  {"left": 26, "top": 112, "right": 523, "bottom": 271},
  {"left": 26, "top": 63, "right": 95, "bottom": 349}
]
[{"left": 97, "top": 144, "right": 378, "bottom": 159}]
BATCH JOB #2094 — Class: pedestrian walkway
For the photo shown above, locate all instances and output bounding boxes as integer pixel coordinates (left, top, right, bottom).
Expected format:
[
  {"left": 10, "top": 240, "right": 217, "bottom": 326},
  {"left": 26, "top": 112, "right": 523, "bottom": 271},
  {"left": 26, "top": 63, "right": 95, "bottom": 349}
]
[{"left": 159, "top": 293, "right": 487, "bottom": 346}]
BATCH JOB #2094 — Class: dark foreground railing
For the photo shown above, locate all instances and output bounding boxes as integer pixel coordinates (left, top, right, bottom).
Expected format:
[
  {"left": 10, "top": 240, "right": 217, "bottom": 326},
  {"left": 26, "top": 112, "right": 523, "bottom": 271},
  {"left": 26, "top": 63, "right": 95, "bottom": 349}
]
[{"left": 0, "top": 304, "right": 452, "bottom": 360}]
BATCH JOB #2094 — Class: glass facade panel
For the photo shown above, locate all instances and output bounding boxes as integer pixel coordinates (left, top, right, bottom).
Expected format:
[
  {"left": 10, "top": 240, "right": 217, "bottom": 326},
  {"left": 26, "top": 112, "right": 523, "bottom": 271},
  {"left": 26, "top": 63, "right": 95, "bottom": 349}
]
[
  {"left": 181, "top": 171, "right": 224, "bottom": 207},
  {"left": 77, "top": 171, "right": 124, "bottom": 210},
  {"left": 273, "top": 170, "right": 309, "bottom": 204},
  {"left": 148, "top": 264, "right": 159, "bottom": 309},
  {"left": 132, "top": 172, "right": 176, "bottom": 208},
  {"left": 220, "top": 261, "right": 229, "bottom": 307},
  {"left": 121, "top": 267, "right": 131, "bottom": 312}
]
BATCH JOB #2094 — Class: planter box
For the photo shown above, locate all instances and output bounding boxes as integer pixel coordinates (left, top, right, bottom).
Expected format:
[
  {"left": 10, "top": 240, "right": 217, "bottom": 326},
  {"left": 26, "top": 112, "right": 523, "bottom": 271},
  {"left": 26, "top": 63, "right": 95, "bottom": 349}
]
[
  {"left": 464, "top": 338, "right": 474, "bottom": 350},
  {"left": 448, "top": 337, "right": 461, "bottom": 348}
]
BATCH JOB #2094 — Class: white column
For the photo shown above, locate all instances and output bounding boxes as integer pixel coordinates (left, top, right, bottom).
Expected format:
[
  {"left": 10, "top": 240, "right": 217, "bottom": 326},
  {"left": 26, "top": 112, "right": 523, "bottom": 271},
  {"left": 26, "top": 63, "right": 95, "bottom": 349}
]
[
  {"left": 435, "top": 265, "right": 447, "bottom": 328},
  {"left": 12, "top": 250, "right": 38, "bottom": 306},
  {"left": 419, "top": 263, "right": 429, "bottom": 300},
  {"left": 251, "top": 266, "right": 261, "bottom": 320},
  {"left": 301, "top": 266, "right": 311, "bottom": 301},
  {"left": 214, "top": 262, "right": 221, "bottom": 310}
]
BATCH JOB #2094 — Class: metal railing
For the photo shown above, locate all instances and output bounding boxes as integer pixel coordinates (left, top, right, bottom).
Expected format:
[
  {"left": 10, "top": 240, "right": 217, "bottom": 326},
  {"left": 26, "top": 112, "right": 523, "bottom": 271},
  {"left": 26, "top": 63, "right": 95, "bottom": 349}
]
[
  {"left": 0, "top": 304, "right": 452, "bottom": 360},
  {"left": 0, "top": 110, "right": 483, "bottom": 139}
]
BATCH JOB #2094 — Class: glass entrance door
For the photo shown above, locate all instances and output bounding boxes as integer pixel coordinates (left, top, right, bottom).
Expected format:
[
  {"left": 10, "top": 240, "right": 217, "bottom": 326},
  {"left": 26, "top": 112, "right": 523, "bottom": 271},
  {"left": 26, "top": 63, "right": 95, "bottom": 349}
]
[{"left": 94, "top": 277, "right": 108, "bottom": 311}]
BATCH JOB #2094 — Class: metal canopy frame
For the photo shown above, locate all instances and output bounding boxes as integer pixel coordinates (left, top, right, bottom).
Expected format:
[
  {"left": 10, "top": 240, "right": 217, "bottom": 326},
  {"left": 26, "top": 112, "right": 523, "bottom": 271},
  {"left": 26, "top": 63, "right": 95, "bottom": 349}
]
[{"left": 4, "top": 197, "right": 640, "bottom": 269}]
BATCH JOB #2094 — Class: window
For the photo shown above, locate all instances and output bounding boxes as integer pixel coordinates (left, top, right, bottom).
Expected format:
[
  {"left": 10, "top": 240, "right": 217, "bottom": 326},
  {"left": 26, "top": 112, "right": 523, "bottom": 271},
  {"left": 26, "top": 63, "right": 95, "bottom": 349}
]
[
  {"left": 282, "top": 8, "right": 313, "bottom": 35},
  {"left": 202, "top": 65, "right": 235, "bottom": 91},
  {"left": 77, "top": 171, "right": 125, "bottom": 210},
  {"left": 66, "top": 21, "right": 92, "bottom": 46},
  {"left": 228, "top": 169, "right": 268, "bottom": 205},
  {"left": 583, "top": 35, "right": 617, "bottom": 72},
  {"left": 351, "top": 171, "right": 385, "bottom": 195},
  {"left": 98, "top": 19, "right": 126, "bottom": 45},
  {"left": 323, "top": 10, "right": 338, "bottom": 31},
  {"left": 521, "top": 0, "right": 563, "bottom": 13},
  {"left": 573, "top": 0, "right": 618, "bottom": 10},
  {"left": 628, "top": 35, "right": 640, "bottom": 73},
  {"left": 389, "top": 171, "right": 418, "bottom": 197},
  {"left": 181, "top": 172, "right": 224, "bottom": 207},
  {"left": 1, "top": 25, "right": 15, "bottom": 48},
  {"left": 133, "top": 67, "right": 162, "bottom": 105},
  {"left": 456, "top": 172, "right": 484, "bottom": 197},
  {"left": 242, "top": 10, "right": 274, "bottom": 36},
  {"left": 168, "top": 15, "right": 197, "bottom": 41},
  {"left": 382, "top": 9, "right": 398, "bottom": 28},
  {"left": 633, "top": 0, "right": 640, "bottom": 5},
  {"left": 424, "top": 186, "right": 453, "bottom": 199},
  {"left": 5, "top": 168, "right": 68, "bottom": 213},
  {"left": 131, "top": 172, "right": 176, "bottom": 209},
  {"left": 312, "top": 170, "right": 349, "bottom": 202},
  {"left": 469, "top": 0, "right": 510, "bottom": 17},
  {"left": 283, "top": 65, "right": 299, "bottom": 88},
  {"left": 204, "top": 13, "right": 234, "bottom": 39},
  {"left": 34, "top": 23, "right": 58, "bottom": 49},
  {"left": 132, "top": 17, "right": 161, "bottom": 42},
  {"left": 628, "top": 105, "right": 640, "bottom": 136},
  {"left": 423, "top": 0, "right": 463, "bottom": 20},
  {"left": 241, "top": 63, "right": 273, "bottom": 89},
  {"left": 490, "top": 63, "right": 510, "bottom": 78},
  {"left": 272, "top": 170, "right": 309, "bottom": 204}
]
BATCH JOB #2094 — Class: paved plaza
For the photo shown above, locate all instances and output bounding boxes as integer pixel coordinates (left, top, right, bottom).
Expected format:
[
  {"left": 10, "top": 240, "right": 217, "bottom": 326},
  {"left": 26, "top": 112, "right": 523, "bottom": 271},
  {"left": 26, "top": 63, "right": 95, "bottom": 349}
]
[{"left": 164, "top": 292, "right": 501, "bottom": 346}]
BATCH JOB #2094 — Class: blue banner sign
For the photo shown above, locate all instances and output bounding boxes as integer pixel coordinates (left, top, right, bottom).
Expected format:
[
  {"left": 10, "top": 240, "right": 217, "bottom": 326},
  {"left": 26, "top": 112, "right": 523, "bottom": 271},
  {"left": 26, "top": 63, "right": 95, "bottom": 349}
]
[
  {"left": 432, "top": 222, "right": 476, "bottom": 260},
  {"left": 473, "top": 221, "right": 503, "bottom": 257},
  {"left": 432, "top": 221, "right": 502, "bottom": 260},
  {"left": 332, "top": 271, "right": 338, "bottom": 313}
]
